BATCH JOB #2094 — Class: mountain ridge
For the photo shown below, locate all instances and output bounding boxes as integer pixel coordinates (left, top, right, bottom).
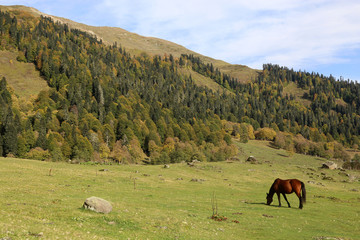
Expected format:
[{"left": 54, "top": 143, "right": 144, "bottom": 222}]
[{"left": 0, "top": 5, "right": 259, "bottom": 83}]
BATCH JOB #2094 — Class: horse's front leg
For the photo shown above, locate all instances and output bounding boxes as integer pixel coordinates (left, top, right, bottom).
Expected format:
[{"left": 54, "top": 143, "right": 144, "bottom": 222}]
[
  {"left": 277, "top": 192, "right": 281, "bottom": 207},
  {"left": 282, "top": 193, "right": 291, "bottom": 208}
]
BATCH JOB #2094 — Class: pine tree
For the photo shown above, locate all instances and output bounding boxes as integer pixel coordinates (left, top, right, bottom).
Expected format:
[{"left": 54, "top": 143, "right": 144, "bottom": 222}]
[{"left": 3, "top": 109, "right": 18, "bottom": 156}]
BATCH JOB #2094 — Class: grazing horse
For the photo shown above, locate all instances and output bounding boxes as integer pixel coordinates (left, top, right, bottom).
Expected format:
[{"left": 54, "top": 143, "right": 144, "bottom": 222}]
[{"left": 266, "top": 178, "right": 306, "bottom": 209}]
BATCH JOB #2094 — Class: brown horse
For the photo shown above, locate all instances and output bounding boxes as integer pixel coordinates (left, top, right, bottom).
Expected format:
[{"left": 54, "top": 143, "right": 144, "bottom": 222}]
[{"left": 266, "top": 178, "right": 306, "bottom": 209}]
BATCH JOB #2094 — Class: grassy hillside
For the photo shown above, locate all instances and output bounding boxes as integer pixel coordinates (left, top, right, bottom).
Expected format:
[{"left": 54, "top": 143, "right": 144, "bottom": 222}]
[
  {"left": 1, "top": 140, "right": 359, "bottom": 239},
  {"left": 0, "top": 50, "right": 48, "bottom": 98},
  {"left": 282, "top": 82, "right": 311, "bottom": 107},
  {"left": 178, "top": 67, "right": 231, "bottom": 93},
  {"left": 0, "top": 5, "right": 259, "bottom": 84}
]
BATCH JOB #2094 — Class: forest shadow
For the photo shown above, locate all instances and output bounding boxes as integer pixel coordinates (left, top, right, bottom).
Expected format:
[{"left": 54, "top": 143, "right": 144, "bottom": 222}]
[{"left": 268, "top": 142, "right": 280, "bottom": 150}]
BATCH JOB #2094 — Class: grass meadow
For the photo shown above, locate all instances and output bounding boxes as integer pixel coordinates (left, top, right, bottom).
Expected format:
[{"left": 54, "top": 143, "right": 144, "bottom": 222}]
[
  {"left": 0, "top": 140, "right": 359, "bottom": 239},
  {"left": 0, "top": 50, "right": 49, "bottom": 98}
]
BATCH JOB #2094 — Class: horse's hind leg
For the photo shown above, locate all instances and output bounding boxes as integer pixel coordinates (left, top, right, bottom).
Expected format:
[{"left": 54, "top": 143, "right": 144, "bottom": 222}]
[
  {"left": 296, "top": 191, "right": 303, "bottom": 209},
  {"left": 298, "top": 197, "right": 303, "bottom": 209},
  {"left": 282, "top": 193, "right": 291, "bottom": 208}
]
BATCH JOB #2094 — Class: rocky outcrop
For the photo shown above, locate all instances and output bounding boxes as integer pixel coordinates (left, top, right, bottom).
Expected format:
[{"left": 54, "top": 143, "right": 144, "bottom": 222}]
[
  {"left": 246, "top": 156, "right": 258, "bottom": 164},
  {"left": 322, "top": 161, "right": 337, "bottom": 170}
]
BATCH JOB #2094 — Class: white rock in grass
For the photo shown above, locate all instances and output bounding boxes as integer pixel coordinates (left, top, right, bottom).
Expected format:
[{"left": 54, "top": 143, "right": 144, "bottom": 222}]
[{"left": 83, "top": 196, "right": 112, "bottom": 214}]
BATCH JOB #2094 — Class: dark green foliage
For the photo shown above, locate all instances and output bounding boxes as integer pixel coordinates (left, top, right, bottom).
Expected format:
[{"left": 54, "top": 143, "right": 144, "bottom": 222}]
[
  {"left": 183, "top": 54, "right": 360, "bottom": 147},
  {"left": 35, "top": 116, "right": 47, "bottom": 149},
  {"left": 0, "top": 11, "right": 234, "bottom": 162},
  {"left": 1, "top": 10, "right": 360, "bottom": 164},
  {"left": 2, "top": 108, "right": 18, "bottom": 156}
]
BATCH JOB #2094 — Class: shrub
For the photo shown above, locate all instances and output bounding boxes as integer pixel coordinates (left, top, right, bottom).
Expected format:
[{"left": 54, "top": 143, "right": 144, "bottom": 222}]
[
  {"left": 110, "top": 140, "right": 132, "bottom": 164},
  {"left": 151, "top": 151, "right": 170, "bottom": 165},
  {"left": 255, "top": 128, "right": 276, "bottom": 141},
  {"left": 333, "top": 143, "right": 351, "bottom": 161},
  {"left": 224, "top": 134, "right": 232, "bottom": 145},
  {"left": 169, "top": 141, "right": 195, "bottom": 163},
  {"left": 128, "top": 138, "right": 147, "bottom": 163},
  {"left": 209, "top": 141, "right": 238, "bottom": 162},
  {"left": 6, "top": 153, "right": 16, "bottom": 158},
  {"left": 274, "top": 132, "right": 293, "bottom": 150},
  {"left": 343, "top": 154, "right": 360, "bottom": 170},
  {"left": 25, "top": 147, "right": 51, "bottom": 161},
  {"left": 72, "top": 135, "right": 94, "bottom": 162},
  {"left": 50, "top": 146, "right": 64, "bottom": 161},
  {"left": 16, "top": 52, "right": 27, "bottom": 62},
  {"left": 293, "top": 135, "right": 310, "bottom": 154}
]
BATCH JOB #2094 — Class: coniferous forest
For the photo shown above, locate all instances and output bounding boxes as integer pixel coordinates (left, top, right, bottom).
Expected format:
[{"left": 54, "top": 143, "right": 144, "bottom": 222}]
[{"left": 1, "top": 10, "right": 360, "bottom": 167}]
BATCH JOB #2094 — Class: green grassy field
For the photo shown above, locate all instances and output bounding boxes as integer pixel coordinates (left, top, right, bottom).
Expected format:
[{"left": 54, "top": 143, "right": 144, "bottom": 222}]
[{"left": 0, "top": 140, "right": 359, "bottom": 239}]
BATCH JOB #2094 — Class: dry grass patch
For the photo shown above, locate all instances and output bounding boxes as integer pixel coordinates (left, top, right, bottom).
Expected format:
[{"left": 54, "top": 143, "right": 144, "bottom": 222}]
[
  {"left": 0, "top": 50, "right": 48, "bottom": 98},
  {"left": 283, "top": 82, "right": 311, "bottom": 107}
]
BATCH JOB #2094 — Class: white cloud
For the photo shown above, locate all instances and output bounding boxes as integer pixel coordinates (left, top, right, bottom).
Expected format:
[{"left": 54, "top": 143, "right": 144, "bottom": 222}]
[
  {"left": 92, "top": 0, "right": 360, "bottom": 74},
  {"left": 207, "top": 0, "right": 360, "bottom": 70}
]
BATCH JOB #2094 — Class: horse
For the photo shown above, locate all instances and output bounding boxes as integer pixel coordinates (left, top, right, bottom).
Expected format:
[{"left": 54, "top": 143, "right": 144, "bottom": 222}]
[{"left": 266, "top": 178, "right": 306, "bottom": 209}]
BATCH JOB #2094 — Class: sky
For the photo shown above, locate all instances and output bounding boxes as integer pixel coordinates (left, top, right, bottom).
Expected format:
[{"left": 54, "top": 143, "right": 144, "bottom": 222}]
[{"left": 1, "top": 0, "right": 360, "bottom": 81}]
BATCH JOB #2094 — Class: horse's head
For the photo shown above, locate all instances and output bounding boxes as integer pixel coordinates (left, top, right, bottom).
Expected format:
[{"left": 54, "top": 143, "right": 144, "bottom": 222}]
[{"left": 266, "top": 193, "right": 272, "bottom": 205}]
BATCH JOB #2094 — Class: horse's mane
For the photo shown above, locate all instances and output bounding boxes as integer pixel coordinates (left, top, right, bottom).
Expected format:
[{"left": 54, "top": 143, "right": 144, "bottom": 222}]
[
  {"left": 271, "top": 178, "right": 280, "bottom": 188},
  {"left": 269, "top": 178, "right": 280, "bottom": 194}
]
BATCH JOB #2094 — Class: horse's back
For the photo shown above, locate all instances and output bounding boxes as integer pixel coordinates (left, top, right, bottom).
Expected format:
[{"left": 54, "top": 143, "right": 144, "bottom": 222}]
[
  {"left": 277, "top": 178, "right": 301, "bottom": 185},
  {"left": 289, "top": 179, "right": 301, "bottom": 184},
  {"left": 274, "top": 178, "right": 302, "bottom": 194},
  {"left": 278, "top": 179, "right": 293, "bottom": 193}
]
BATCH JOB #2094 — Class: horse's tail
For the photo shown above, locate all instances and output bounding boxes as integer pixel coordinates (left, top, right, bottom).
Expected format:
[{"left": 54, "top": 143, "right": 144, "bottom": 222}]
[{"left": 301, "top": 181, "right": 306, "bottom": 204}]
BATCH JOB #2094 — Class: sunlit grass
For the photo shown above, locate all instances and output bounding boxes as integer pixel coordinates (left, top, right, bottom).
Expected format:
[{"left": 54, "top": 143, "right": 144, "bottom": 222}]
[
  {"left": 0, "top": 140, "right": 359, "bottom": 239},
  {"left": 0, "top": 50, "right": 49, "bottom": 98}
]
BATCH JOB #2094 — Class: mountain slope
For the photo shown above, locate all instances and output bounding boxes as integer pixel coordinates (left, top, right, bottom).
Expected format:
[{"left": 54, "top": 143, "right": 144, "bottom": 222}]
[
  {"left": 0, "top": 5, "right": 259, "bottom": 84},
  {"left": 0, "top": 5, "right": 360, "bottom": 165}
]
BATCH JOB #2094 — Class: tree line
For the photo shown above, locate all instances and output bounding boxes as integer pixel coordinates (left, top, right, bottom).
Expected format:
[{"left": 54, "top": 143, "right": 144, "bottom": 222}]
[
  {"left": 0, "top": 11, "right": 240, "bottom": 164},
  {"left": 181, "top": 54, "right": 360, "bottom": 147},
  {"left": 1, "top": 10, "right": 360, "bottom": 167}
]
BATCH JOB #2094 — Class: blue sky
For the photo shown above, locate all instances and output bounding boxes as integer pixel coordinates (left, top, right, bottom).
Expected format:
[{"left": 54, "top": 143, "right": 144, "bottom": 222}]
[{"left": 1, "top": 0, "right": 360, "bottom": 81}]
